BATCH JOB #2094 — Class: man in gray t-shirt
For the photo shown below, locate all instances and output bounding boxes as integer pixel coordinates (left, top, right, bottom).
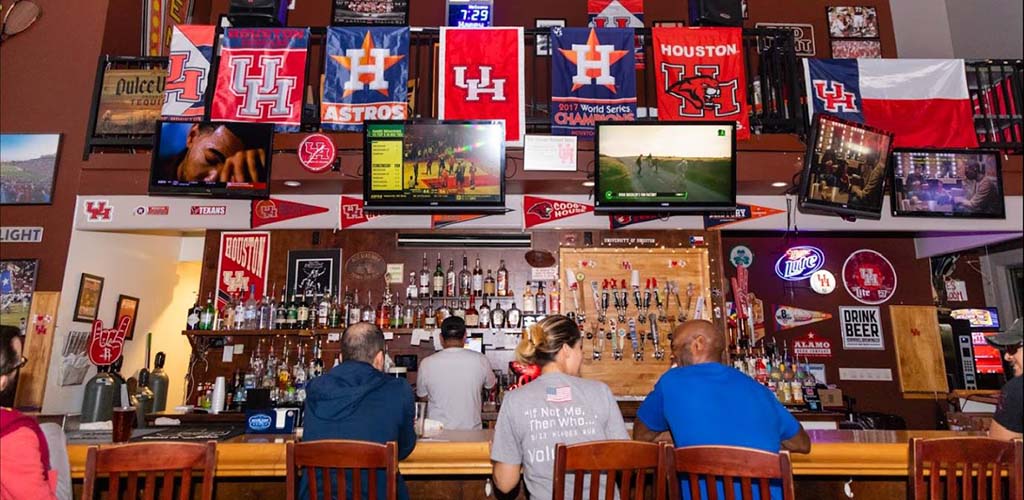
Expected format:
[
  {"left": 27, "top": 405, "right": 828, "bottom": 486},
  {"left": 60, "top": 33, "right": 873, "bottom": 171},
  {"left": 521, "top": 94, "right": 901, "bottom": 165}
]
[
  {"left": 490, "top": 372, "right": 628, "bottom": 499},
  {"left": 417, "top": 317, "right": 497, "bottom": 430}
]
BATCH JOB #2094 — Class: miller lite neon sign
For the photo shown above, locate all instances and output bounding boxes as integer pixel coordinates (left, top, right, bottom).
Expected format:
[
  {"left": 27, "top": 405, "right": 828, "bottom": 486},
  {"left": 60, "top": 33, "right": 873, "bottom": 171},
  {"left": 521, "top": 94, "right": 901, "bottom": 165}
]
[{"left": 775, "top": 246, "right": 825, "bottom": 281}]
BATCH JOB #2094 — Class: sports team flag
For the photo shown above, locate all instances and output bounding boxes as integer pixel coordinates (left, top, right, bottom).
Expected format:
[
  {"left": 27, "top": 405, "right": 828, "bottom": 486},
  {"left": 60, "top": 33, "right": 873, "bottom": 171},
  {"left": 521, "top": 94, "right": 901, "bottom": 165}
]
[
  {"left": 439, "top": 28, "right": 525, "bottom": 146},
  {"left": 651, "top": 27, "right": 750, "bottom": 140},
  {"left": 523, "top": 195, "right": 593, "bottom": 229},
  {"left": 216, "top": 231, "right": 271, "bottom": 307},
  {"left": 588, "top": 0, "right": 645, "bottom": 69},
  {"left": 550, "top": 27, "right": 637, "bottom": 137},
  {"left": 322, "top": 27, "right": 409, "bottom": 132},
  {"left": 803, "top": 59, "right": 978, "bottom": 148},
  {"left": 211, "top": 28, "right": 311, "bottom": 131},
  {"left": 162, "top": 25, "right": 215, "bottom": 121}
]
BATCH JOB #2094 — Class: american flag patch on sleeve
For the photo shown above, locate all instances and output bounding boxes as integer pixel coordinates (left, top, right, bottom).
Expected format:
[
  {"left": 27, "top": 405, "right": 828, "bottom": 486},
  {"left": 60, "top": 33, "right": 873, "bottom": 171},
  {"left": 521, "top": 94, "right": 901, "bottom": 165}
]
[{"left": 546, "top": 386, "right": 572, "bottom": 403}]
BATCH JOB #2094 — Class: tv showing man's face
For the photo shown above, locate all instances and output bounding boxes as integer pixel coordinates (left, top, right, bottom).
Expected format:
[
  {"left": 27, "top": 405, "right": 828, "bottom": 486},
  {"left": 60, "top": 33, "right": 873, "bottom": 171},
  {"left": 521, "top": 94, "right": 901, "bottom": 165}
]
[{"left": 151, "top": 121, "right": 273, "bottom": 194}]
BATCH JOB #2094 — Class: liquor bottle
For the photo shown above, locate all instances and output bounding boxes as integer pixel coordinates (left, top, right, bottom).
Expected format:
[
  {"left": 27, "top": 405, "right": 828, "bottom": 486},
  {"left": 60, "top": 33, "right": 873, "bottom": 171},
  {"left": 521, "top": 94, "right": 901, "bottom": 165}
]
[
  {"left": 376, "top": 291, "right": 391, "bottom": 329},
  {"left": 522, "top": 282, "right": 536, "bottom": 314},
  {"left": 275, "top": 290, "right": 288, "bottom": 330},
  {"left": 318, "top": 293, "right": 331, "bottom": 328},
  {"left": 402, "top": 301, "right": 414, "bottom": 327},
  {"left": 296, "top": 292, "right": 310, "bottom": 330},
  {"left": 478, "top": 297, "right": 492, "bottom": 328},
  {"left": 507, "top": 301, "right": 522, "bottom": 328},
  {"left": 465, "top": 296, "right": 480, "bottom": 327},
  {"left": 549, "top": 281, "right": 560, "bottom": 315},
  {"left": 490, "top": 301, "right": 506, "bottom": 328},
  {"left": 199, "top": 293, "right": 215, "bottom": 330},
  {"left": 245, "top": 285, "right": 259, "bottom": 329},
  {"left": 453, "top": 298, "right": 466, "bottom": 320},
  {"left": 435, "top": 299, "right": 452, "bottom": 324},
  {"left": 459, "top": 254, "right": 472, "bottom": 297},
  {"left": 286, "top": 292, "right": 299, "bottom": 329},
  {"left": 424, "top": 299, "right": 437, "bottom": 328},
  {"left": 259, "top": 292, "right": 273, "bottom": 330},
  {"left": 496, "top": 260, "right": 509, "bottom": 297},
  {"left": 536, "top": 283, "right": 547, "bottom": 315},
  {"left": 419, "top": 253, "right": 431, "bottom": 298},
  {"left": 345, "top": 288, "right": 360, "bottom": 327},
  {"left": 432, "top": 253, "right": 445, "bottom": 297},
  {"left": 472, "top": 256, "right": 484, "bottom": 296},
  {"left": 232, "top": 293, "right": 246, "bottom": 331},
  {"left": 406, "top": 272, "right": 418, "bottom": 300},
  {"left": 445, "top": 259, "right": 457, "bottom": 297},
  {"left": 361, "top": 290, "right": 375, "bottom": 323},
  {"left": 222, "top": 293, "right": 236, "bottom": 330},
  {"left": 328, "top": 295, "right": 342, "bottom": 328},
  {"left": 186, "top": 294, "right": 201, "bottom": 330},
  {"left": 483, "top": 269, "right": 496, "bottom": 297}
]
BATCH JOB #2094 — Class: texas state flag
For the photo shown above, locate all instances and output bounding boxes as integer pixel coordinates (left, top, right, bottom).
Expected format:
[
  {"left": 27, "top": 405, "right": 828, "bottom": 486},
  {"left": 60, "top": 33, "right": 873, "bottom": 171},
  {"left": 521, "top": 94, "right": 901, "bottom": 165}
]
[{"left": 803, "top": 59, "right": 978, "bottom": 148}]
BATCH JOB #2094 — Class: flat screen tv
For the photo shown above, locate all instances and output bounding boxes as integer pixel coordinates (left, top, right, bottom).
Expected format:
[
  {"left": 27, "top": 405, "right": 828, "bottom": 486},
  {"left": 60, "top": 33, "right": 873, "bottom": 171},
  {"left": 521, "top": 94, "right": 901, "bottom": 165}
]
[
  {"left": 149, "top": 120, "right": 273, "bottom": 198},
  {"left": 798, "top": 114, "right": 895, "bottom": 220},
  {"left": 594, "top": 121, "right": 736, "bottom": 213},
  {"left": 363, "top": 120, "right": 506, "bottom": 213},
  {"left": 950, "top": 307, "right": 1001, "bottom": 330},
  {"left": 890, "top": 149, "right": 1005, "bottom": 219}
]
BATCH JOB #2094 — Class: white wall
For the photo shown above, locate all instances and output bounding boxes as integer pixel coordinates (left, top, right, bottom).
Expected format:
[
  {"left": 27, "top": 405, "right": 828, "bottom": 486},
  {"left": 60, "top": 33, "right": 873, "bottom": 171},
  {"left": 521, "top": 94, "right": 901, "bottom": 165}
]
[
  {"left": 945, "top": 0, "right": 1024, "bottom": 59},
  {"left": 43, "top": 231, "right": 201, "bottom": 414},
  {"left": 890, "top": 0, "right": 955, "bottom": 57}
]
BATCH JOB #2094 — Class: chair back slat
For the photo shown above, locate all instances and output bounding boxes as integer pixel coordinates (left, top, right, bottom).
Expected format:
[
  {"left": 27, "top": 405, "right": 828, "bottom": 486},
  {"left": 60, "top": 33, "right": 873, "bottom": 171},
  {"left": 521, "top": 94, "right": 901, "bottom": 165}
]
[
  {"left": 552, "top": 441, "right": 665, "bottom": 500},
  {"left": 909, "top": 437, "right": 1024, "bottom": 500},
  {"left": 666, "top": 445, "right": 796, "bottom": 500},
  {"left": 81, "top": 441, "right": 216, "bottom": 500},
  {"left": 287, "top": 440, "right": 398, "bottom": 500},
  {"left": 604, "top": 471, "right": 616, "bottom": 500}
]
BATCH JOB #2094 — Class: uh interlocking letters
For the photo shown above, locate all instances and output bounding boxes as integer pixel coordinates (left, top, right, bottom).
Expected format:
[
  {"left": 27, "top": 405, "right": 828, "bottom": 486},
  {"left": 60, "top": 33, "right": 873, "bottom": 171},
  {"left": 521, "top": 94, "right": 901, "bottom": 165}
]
[{"left": 211, "top": 28, "right": 310, "bottom": 131}]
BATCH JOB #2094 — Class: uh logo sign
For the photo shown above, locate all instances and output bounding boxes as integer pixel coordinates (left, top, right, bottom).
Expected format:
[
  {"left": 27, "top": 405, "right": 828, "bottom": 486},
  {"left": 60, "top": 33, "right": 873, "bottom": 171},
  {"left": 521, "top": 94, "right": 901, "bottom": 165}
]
[
  {"left": 453, "top": 66, "right": 506, "bottom": 102},
  {"left": 228, "top": 55, "right": 297, "bottom": 119}
]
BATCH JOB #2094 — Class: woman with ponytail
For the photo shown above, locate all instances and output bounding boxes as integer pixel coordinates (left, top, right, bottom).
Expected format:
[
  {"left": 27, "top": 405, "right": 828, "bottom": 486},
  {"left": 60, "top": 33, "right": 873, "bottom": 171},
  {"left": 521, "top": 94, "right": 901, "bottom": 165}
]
[{"left": 490, "top": 315, "right": 628, "bottom": 499}]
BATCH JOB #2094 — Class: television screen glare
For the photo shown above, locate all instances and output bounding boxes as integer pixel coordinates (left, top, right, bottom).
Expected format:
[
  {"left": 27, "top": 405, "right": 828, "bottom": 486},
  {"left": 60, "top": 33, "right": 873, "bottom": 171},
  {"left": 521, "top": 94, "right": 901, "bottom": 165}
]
[
  {"left": 891, "top": 150, "right": 1005, "bottom": 218},
  {"left": 149, "top": 121, "right": 273, "bottom": 198},
  {"left": 594, "top": 122, "right": 736, "bottom": 213}
]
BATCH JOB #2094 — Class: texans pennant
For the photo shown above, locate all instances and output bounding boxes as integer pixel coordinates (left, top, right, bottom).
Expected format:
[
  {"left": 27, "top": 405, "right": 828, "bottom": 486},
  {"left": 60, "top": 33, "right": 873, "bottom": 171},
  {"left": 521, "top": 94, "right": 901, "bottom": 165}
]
[
  {"left": 774, "top": 305, "right": 833, "bottom": 331},
  {"left": 524, "top": 195, "right": 594, "bottom": 229},
  {"left": 251, "top": 198, "right": 330, "bottom": 228},
  {"left": 322, "top": 27, "right": 409, "bottom": 131},
  {"left": 162, "top": 25, "right": 215, "bottom": 120}
]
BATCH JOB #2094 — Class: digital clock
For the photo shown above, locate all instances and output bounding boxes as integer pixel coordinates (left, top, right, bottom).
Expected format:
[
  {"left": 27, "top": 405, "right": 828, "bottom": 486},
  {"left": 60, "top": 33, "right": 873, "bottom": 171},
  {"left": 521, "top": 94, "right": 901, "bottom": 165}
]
[{"left": 446, "top": 0, "right": 493, "bottom": 27}]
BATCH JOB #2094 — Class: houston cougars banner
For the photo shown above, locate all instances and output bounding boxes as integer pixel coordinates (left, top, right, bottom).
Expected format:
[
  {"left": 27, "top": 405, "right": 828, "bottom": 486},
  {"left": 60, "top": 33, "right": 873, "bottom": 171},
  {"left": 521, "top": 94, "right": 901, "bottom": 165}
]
[
  {"left": 322, "top": 27, "right": 409, "bottom": 131},
  {"left": 439, "top": 28, "right": 525, "bottom": 145},
  {"left": 251, "top": 198, "right": 331, "bottom": 228},
  {"left": 211, "top": 28, "right": 310, "bottom": 131},
  {"left": 652, "top": 27, "right": 750, "bottom": 139},
  {"left": 162, "top": 25, "right": 214, "bottom": 120},
  {"left": 551, "top": 27, "right": 637, "bottom": 137},
  {"left": 523, "top": 195, "right": 594, "bottom": 229},
  {"left": 588, "top": 0, "right": 645, "bottom": 69},
  {"left": 216, "top": 231, "right": 271, "bottom": 307}
]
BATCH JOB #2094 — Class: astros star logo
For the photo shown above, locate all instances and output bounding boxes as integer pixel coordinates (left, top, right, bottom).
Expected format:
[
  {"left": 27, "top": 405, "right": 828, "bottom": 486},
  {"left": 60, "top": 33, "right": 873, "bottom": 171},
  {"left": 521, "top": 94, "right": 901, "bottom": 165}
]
[
  {"left": 559, "top": 28, "right": 629, "bottom": 93},
  {"left": 332, "top": 32, "right": 405, "bottom": 98}
]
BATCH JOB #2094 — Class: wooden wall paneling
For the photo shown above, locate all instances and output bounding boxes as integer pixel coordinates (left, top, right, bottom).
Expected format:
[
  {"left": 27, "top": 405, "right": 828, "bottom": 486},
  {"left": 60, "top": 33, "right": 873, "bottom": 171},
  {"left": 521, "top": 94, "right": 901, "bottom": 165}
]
[
  {"left": 888, "top": 305, "right": 949, "bottom": 395},
  {"left": 15, "top": 292, "right": 61, "bottom": 409}
]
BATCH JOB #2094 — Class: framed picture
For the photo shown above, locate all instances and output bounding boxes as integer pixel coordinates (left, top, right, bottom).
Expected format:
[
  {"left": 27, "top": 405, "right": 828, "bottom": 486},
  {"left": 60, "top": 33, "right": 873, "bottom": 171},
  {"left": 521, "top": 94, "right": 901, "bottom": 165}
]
[
  {"left": 115, "top": 295, "right": 140, "bottom": 340},
  {"left": 831, "top": 39, "right": 882, "bottom": 58},
  {"left": 827, "top": 6, "right": 879, "bottom": 38},
  {"left": 287, "top": 249, "right": 343, "bottom": 298},
  {"left": 0, "top": 134, "right": 61, "bottom": 205},
  {"left": 535, "top": 19, "right": 566, "bottom": 57},
  {"left": 332, "top": 0, "right": 410, "bottom": 26},
  {"left": 652, "top": 20, "right": 687, "bottom": 28},
  {"left": 0, "top": 259, "right": 39, "bottom": 334},
  {"left": 73, "top": 273, "right": 105, "bottom": 323}
]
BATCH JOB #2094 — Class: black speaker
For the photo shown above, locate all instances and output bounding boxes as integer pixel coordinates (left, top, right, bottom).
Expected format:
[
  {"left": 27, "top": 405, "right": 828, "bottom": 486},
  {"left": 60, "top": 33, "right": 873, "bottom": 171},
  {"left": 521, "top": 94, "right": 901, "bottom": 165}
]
[
  {"left": 228, "top": 0, "right": 283, "bottom": 27},
  {"left": 689, "top": 0, "right": 743, "bottom": 27}
]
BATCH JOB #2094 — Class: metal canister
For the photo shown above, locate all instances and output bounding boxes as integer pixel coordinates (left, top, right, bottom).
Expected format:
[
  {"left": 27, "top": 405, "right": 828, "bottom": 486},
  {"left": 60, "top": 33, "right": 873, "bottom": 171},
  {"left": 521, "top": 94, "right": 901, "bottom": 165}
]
[
  {"left": 150, "top": 352, "right": 170, "bottom": 412},
  {"left": 81, "top": 367, "right": 116, "bottom": 423}
]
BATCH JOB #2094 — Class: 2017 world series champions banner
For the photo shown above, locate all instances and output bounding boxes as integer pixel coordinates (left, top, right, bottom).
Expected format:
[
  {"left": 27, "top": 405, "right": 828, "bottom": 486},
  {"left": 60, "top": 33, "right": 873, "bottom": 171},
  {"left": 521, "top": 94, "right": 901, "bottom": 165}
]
[
  {"left": 161, "top": 25, "right": 214, "bottom": 121},
  {"left": 211, "top": 28, "right": 311, "bottom": 131},
  {"left": 322, "top": 27, "right": 409, "bottom": 132},
  {"left": 652, "top": 27, "right": 750, "bottom": 140},
  {"left": 550, "top": 27, "right": 636, "bottom": 138}
]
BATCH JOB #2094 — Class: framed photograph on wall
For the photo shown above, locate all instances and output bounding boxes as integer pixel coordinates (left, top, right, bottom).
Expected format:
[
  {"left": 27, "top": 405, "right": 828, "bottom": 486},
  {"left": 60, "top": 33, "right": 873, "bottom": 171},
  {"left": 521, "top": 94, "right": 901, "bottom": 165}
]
[
  {"left": 535, "top": 19, "right": 566, "bottom": 56},
  {"left": 0, "top": 134, "right": 61, "bottom": 205},
  {"left": 0, "top": 259, "right": 39, "bottom": 334},
  {"left": 831, "top": 39, "right": 882, "bottom": 58},
  {"left": 826, "top": 6, "right": 879, "bottom": 38},
  {"left": 115, "top": 295, "right": 140, "bottom": 340},
  {"left": 287, "top": 249, "right": 343, "bottom": 298},
  {"left": 73, "top": 273, "right": 105, "bottom": 323}
]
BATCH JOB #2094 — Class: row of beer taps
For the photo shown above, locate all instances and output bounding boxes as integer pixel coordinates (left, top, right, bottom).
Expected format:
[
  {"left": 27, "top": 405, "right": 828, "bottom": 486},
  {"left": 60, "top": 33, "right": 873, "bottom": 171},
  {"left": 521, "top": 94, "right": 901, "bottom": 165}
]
[{"left": 563, "top": 269, "right": 706, "bottom": 362}]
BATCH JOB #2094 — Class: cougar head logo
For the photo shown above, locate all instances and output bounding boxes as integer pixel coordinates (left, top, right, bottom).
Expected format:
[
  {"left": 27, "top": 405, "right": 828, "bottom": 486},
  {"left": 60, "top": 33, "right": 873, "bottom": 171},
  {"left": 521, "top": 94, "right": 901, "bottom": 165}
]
[
  {"left": 528, "top": 202, "right": 554, "bottom": 220},
  {"left": 668, "top": 75, "right": 722, "bottom": 110}
]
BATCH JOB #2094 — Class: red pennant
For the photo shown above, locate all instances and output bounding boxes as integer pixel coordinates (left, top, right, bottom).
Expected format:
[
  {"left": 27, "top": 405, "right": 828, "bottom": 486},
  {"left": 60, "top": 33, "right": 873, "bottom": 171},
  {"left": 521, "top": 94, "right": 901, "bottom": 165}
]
[
  {"left": 251, "top": 198, "right": 330, "bottom": 228},
  {"left": 340, "top": 196, "right": 382, "bottom": 229},
  {"left": 523, "top": 196, "right": 593, "bottom": 229}
]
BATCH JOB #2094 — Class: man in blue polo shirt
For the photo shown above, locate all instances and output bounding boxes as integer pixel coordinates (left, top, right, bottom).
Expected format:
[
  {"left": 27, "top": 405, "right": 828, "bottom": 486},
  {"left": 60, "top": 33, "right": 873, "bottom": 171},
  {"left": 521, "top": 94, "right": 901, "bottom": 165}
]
[{"left": 633, "top": 320, "right": 811, "bottom": 499}]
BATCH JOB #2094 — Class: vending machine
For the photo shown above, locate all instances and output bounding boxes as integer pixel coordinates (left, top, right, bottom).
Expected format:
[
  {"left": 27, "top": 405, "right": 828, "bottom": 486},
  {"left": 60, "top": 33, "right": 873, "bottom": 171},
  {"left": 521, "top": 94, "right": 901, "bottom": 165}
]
[{"left": 950, "top": 307, "right": 1006, "bottom": 390}]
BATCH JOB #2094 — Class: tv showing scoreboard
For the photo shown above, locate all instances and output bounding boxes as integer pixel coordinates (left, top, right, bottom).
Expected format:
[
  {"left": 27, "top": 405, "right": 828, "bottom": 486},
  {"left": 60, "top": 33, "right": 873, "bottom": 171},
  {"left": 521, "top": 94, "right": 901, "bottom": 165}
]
[
  {"left": 363, "top": 120, "right": 505, "bottom": 213},
  {"left": 890, "top": 149, "right": 1005, "bottom": 219},
  {"left": 593, "top": 122, "right": 736, "bottom": 213}
]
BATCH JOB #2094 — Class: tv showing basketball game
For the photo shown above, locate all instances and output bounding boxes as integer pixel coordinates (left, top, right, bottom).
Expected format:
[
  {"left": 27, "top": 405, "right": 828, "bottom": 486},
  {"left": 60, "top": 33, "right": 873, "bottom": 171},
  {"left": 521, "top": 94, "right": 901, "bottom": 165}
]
[
  {"left": 363, "top": 120, "right": 505, "bottom": 213},
  {"left": 890, "top": 149, "right": 1005, "bottom": 218},
  {"left": 594, "top": 122, "right": 736, "bottom": 213},
  {"left": 149, "top": 120, "right": 273, "bottom": 198},
  {"left": 799, "top": 114, "right": 895, "bottom": 220}
]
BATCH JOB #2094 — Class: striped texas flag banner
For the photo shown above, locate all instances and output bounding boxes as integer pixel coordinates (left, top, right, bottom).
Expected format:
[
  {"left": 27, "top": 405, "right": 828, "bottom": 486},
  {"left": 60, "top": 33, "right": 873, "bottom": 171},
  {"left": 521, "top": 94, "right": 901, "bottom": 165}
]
[{"left": 803, "top": 59, "right": 978, "bottom": 148}]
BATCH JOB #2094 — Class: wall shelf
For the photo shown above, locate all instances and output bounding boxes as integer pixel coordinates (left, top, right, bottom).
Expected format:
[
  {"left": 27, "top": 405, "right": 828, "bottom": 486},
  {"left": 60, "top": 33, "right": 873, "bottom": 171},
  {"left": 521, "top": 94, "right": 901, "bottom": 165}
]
[{"left": 181, "top": 327, "right": 526, "bottom": 337}]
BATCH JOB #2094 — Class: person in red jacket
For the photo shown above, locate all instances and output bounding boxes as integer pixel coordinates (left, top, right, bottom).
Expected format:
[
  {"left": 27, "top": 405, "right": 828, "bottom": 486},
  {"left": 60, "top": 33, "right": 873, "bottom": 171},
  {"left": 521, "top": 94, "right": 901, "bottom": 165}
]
[{"left": 0, "top": 325, "right": 57, "bottom": 500}]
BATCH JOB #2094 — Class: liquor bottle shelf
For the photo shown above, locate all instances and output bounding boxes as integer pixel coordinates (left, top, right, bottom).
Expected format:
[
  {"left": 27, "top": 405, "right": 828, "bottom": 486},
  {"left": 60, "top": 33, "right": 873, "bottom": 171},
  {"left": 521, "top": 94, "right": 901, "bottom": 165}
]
[{"left": 182, "top": 327, "right": 526, "bottom": 337}]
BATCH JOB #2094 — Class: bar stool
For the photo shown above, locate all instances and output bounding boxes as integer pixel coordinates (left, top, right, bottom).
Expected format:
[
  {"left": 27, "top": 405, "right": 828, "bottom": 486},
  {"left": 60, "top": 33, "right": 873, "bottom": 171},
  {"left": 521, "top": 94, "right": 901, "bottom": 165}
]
[
  {"left": 287, "top": 440, "right": 398, "bottom": 500},
  {"left": 81, "top": 441, "right": 216, "bottom": 500},
  {"left": 551, "top": 440, "right": 666, "bottom": 500},
  {"left": 664, "top": 445, "right": 795, "bottom": 500},
  {"left": 909, "top": 437, "right": 1023, "bottom": 500}
]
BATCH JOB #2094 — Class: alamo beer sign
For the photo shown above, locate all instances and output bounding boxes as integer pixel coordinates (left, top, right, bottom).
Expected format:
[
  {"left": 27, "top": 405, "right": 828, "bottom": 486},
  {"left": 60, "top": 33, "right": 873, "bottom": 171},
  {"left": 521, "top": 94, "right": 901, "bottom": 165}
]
[{"left": 94, "top": 66, "right": 167, "bottom": 135}]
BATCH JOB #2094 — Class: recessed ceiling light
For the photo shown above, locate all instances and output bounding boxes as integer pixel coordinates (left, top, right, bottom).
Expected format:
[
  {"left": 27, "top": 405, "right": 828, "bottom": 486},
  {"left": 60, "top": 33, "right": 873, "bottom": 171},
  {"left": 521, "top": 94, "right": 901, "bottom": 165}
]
[
  {"left": 284, "top": 180, "right": 302, "bottom": 187},
  {"left": 771, "top": 182, "right": 788, "bottom": 188},
  {"left": 582, "top": 181, "right": 595, "bottom": 187}
]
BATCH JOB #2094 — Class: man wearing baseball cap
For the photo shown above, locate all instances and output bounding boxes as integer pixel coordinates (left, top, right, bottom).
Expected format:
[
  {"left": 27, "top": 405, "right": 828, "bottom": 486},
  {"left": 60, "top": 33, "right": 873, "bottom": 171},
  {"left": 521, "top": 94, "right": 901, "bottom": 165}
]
[{"left": 986, "top": 318, "right": 1022, "bottom": 441}]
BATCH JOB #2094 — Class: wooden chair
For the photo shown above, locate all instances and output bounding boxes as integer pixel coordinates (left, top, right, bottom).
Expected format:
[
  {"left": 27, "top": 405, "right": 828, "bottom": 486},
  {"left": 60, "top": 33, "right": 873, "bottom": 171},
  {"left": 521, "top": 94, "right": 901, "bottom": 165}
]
[
  {"left": 287, "top": 440, "right": 398, "bottom": 500},
  {"left": 909, "top": 437, "right": 1023, "bottom": 500},
  {"left": 81, "top": 441, "right": 216, "bottom": 500},
  {"left": 552, "top": 440, "right": 666, "bottom": 500},
  {"left": 664, "top": 445, "right": 795, "bottom": 500}
]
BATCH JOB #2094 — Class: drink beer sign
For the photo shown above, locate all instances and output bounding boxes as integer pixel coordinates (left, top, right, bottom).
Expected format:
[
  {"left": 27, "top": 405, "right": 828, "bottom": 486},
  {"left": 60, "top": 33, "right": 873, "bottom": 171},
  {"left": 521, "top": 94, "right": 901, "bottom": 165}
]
[
  {"left": 774, "top": 246, "right": 824, "bottom": 281},
  {"left": 216, "top": 231, "right": 271, "bottom": 307},
  {"left": 87, "top": 316, "right": 132, "bottom": 366}
]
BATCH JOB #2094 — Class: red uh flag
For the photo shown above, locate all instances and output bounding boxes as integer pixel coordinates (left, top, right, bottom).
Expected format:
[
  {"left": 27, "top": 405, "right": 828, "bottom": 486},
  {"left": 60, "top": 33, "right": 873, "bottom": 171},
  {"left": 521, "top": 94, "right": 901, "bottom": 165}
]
[
  {"left": 652, "top": 27, "right": 750, "bottom": 140},
  {"left": 211, "top": 28, "right": 311, "bottom": 131},
  {"left": 88, "top": 316, "right": 131, "bottom": 366},
  {"left": 439, "top": 28, "right": 525, "bottom": 146}
]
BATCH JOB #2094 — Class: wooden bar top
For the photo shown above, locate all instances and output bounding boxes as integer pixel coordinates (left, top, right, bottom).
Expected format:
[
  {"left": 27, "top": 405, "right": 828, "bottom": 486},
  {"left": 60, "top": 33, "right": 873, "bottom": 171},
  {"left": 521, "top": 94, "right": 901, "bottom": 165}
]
[{"left": 66, "top": 429, "right": 985, "bottom": 479}]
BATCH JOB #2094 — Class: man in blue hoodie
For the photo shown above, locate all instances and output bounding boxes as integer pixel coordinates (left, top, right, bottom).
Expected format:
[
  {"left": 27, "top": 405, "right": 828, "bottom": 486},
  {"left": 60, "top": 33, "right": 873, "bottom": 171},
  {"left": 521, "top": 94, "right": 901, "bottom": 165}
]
[{"left": 302, "top": 322, "right": 417, "bottom": 500}]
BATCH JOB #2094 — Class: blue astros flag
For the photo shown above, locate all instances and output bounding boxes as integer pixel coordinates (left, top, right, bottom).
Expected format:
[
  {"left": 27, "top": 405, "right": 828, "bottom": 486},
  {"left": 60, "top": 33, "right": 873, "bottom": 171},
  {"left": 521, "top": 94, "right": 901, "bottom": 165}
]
[
  {"left": 550, "top": 27, "right": 636, "bottom": 138},
  {"left": 322, "top": 27, "right": 409, "bottom": 132}
]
